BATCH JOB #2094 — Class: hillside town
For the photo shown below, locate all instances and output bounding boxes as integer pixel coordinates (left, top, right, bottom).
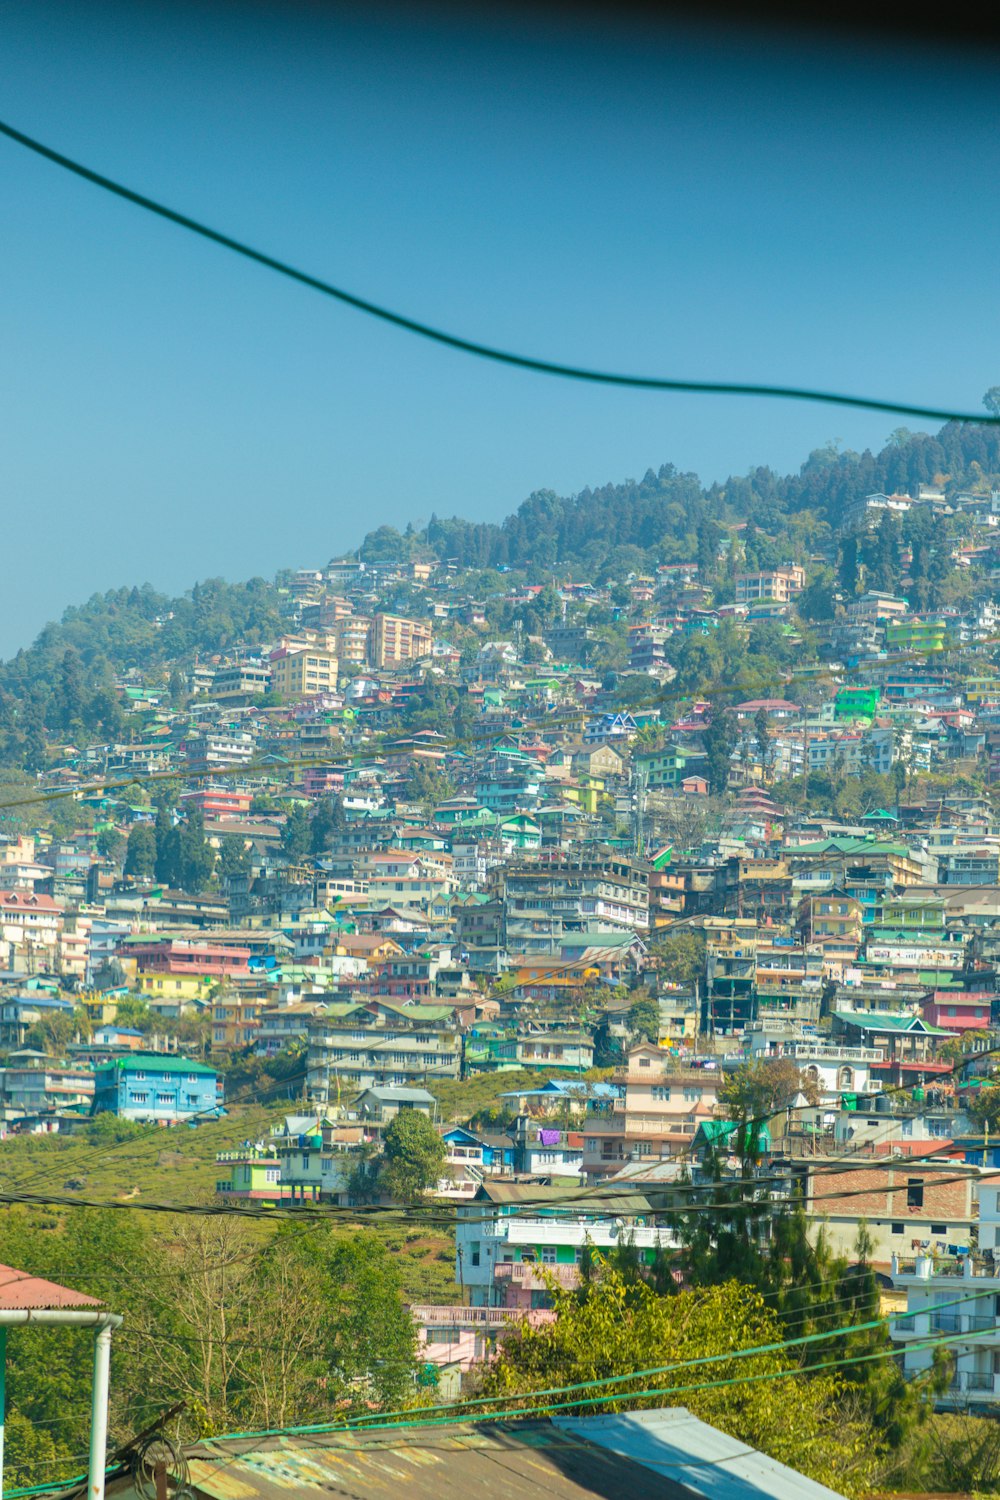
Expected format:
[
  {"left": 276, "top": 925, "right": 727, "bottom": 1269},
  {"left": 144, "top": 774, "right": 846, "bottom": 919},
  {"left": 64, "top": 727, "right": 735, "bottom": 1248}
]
[{"left": 3, "top": 473, "right": 1000, "bottom": 1453}]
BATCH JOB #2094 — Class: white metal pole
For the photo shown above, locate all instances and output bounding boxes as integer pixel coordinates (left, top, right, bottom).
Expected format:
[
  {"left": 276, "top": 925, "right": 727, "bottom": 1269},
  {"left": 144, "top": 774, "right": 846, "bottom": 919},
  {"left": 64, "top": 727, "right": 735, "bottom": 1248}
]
[
  {"left": 0, "top": 1324, "right": 7, "bottom": 1500},
  {"left": 88, "top": 1322, "right": 113, "bottom": 1500}
]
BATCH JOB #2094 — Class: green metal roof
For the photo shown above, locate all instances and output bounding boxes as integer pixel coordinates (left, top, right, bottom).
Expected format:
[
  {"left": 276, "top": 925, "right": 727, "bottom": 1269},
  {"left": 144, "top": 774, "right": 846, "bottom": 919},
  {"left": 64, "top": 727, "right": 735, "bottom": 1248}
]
[
  {"left": 834, "top": 1011, "right": 954, "bottom": 1035},
  {"left": 98, "top": 1053, "right": 218, "bottom": 1075}
]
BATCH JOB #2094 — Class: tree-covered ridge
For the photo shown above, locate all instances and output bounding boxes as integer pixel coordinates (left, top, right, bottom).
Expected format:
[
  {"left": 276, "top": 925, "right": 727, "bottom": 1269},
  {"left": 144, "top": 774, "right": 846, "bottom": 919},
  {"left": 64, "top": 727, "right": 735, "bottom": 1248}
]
[
  {"left": 364, "top": 417, "right": 1000, "bottom": 572},
  {"left": 0, "top": 577, "right": 284, "bottom": 764}
]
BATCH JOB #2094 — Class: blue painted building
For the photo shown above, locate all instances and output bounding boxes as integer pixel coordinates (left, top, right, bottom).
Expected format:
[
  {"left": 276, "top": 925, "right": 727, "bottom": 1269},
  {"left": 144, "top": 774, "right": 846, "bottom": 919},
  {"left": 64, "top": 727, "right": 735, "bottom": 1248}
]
[
  {"left": 92, "top": 1053, "right": 222, "bottom": 1124},
  {"left": 442, "top": 1125, "right": 516, "bottom": 1174}
]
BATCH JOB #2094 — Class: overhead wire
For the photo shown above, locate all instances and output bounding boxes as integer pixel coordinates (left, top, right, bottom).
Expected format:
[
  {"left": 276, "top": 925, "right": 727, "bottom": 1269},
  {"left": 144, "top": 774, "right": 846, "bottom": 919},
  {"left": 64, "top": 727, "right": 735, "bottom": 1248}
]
[{"left": 0, "top": 118, "right": 997, "bottom": 428}]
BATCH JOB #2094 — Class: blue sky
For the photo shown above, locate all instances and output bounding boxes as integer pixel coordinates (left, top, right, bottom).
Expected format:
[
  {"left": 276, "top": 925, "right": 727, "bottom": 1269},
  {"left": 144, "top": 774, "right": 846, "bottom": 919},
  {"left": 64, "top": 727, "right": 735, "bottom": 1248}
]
[{"left": 0, "top": 1, "right": 998, "bottom": 655}]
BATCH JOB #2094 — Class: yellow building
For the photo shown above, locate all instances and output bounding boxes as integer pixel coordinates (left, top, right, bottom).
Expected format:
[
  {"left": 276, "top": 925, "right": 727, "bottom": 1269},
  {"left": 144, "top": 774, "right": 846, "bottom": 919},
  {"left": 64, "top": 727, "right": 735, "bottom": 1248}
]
[
  {"left": 372, "top": 613, "right": 433, "bottom": 666},
  {"left": 211, "top": 992, "right": 261, "bottom": 1051},
  {"left": 270, "top": 640, "right": 339, "bottom": 699},
  {"left": 331, "top": 615, "right": 372, "bottom": 665},
  {"left": 138, "top": 969, "right": 212, "bottom": 1002}
]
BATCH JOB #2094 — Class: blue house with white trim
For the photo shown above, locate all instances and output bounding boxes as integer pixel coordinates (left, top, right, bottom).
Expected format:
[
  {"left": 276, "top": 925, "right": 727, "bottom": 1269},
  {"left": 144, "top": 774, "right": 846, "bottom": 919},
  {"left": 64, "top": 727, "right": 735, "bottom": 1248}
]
[{"left": 91, "top": 1053, "right": 222, "bottom": 1124}]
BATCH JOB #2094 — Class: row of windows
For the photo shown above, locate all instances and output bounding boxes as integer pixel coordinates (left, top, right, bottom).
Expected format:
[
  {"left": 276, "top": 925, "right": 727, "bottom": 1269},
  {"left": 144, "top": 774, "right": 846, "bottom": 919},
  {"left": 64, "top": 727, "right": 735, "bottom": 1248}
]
[
  {"left": 130, "top": 1091, "right": 198, "bottom": 1107},
  {"left": 129, "top": 1072, "right": 204, "bottom": 1083}
]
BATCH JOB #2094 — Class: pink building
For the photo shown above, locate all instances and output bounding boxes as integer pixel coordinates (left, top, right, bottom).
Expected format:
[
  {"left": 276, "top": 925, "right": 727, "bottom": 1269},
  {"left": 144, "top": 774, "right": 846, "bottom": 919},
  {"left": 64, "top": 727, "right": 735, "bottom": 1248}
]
[
  {"left": 411, "top": 1304, "right": 554, "bottom": 1373},
  {"left": 922, "top": 990, "right": 993, "bottom": 1032},
  {"left": 582, "top": 1043, "right": 722, "bottom": 1180}
]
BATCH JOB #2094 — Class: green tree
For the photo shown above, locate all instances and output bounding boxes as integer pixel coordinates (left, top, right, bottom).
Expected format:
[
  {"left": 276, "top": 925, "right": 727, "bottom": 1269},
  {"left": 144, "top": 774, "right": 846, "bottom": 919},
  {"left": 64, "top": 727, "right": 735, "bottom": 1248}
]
[
  {"left": 290, "top": 1226, "right": 418, "bottom": 1408},
  {"left": 281, "top": 803, "right": 311, "bottom": 863},
  {"left": 481, "top": 1266, "right": 878, "bottom": 1495},
  {"left": 381, "top": 1109, "right": 447, "bottom": 1205},
  {"left": 177, "top": 811, "right": 216, "bottom": 893},
  {"left": 627, "top": 991, "right": 660, "bottom": 1043},
  {"left": 124, "top": 822, "right": 156, "bottom": 879},
  {"left": 95, "top": 827, "right": 126, "bottom": 865},
  {"left": 717, "top": 1057, "right": 820, "bottom": 1173},
  {"left": 753, "top": 707, "right": 771, "bottom": 775},
  {"left": 650, "top": 931, "right": 705, "bottom": 987},
  {"left": 703, "top": 709, "right": 736, "bottom": 796},
  {"left": 310, "top": 794, "right": 347, "bottom": 855},
  {"left": 217, "top": 837, "right": 252, "bottom": 880},
  {"left": 114, "top": 995, "right": 153, "bottom": 1031}
]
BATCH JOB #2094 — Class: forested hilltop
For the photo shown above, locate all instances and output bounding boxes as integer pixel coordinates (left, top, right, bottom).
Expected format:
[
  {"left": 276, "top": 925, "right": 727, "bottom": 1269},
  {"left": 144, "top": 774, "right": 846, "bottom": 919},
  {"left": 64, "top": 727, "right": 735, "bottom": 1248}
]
[{"left": 364, "top": 416, "right": 1000, "bottom": 573}]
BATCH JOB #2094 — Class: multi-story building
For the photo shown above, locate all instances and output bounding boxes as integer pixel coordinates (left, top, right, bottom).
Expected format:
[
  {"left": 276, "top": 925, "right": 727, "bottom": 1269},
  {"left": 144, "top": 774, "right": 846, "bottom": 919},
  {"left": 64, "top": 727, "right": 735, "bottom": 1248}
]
[
  {"left": 704, "top": 917, "right": 758, "bottom": 1033},
  {"left": 501, "top": 847, "right": 650, "bottom": 951},
  {"left": 92, "top": 1053, "right": 222, "bottom": 1124},
  {"left": 938, "top": 847, "right": 1000, "bottom": 886},
  {"left": 184, "top": 731, "right": 255, "bottom": 775},
  {"left": 211, "top": 660, "right": 272, "bottom": 702},
  {"left": 0, "top": 890, "right": 64, "bottom": 971},
  {"left": 890, "top": 1245, "right": 1000, "bottom": 1408},
  {"left": 789, "top": 1153, "right": 979, "bottom": 1264},
  {"left": 330, "top": 614, "right": 372, "bottom": 666},
  {"left": 734, "top": 565, "right": 805, "bottom": 606},
  {"left": 455, "top": 1181, "right": 677, "bottom": 1308},
  {"left": 211, "top": 991, "right": 261, "bottom": 1051},
  {"left": 306, "top": 999, "right": 463, "bottom": 1102},
  {"left": 269, "top": 639, "right": 339, "bottom": 700},
  {"left": 581, "top": 1043, "right": 722, "bottom": 1179},
  {"left": 126, "top": 939, "right": 252, "bottom": 1002},
  {"left": 744, "top": 1027, "right": 885, "bottom": 1101},
  {"left": 0, "top": 1049, "right": 95, "bottom": 1120},
  {"left": 885, "top": 617, "right": 954, "bottom": 655},
  {"left": 372, "top": 613, "right": 433, "bottom": 667}
]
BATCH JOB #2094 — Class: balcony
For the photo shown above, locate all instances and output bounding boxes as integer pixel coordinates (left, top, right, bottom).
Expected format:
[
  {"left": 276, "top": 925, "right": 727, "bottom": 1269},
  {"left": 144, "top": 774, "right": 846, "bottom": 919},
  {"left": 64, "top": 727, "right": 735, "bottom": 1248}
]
[
  {"left": 494, "top": 1261, "right": 580, "bottom": 1290},
  {"left": 410, "top": 1304, "right": 530, "bottom": 1328},
  {"left": 948, "top": 1370, "right": 999, "bottom": 1397}
]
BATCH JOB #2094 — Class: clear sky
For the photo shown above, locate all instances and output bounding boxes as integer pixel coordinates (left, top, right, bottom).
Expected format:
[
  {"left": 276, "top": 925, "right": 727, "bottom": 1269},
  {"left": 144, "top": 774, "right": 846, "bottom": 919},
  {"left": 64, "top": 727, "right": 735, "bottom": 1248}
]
[{"left": 0, "top": 1, "right": 998, "bottom": 656}]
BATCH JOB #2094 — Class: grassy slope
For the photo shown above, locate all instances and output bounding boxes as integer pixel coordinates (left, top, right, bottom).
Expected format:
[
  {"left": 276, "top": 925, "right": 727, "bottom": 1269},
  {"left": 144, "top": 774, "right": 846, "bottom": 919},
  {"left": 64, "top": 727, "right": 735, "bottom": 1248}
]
[
  {"left": 0, "top": 1097, "right": 459, "bottom": 1301},
  {"left": 0, "top": 1068, "right": 552, "bottom": 1305},
  {"left": 426, "top": 1068, "right": 552, "bottom": 1123}
]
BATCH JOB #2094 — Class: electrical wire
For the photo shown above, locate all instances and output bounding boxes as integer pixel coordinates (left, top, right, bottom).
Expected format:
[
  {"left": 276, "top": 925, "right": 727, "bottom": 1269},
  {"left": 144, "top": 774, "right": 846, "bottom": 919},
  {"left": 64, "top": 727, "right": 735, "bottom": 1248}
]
[{"left": 0, "top": 118, "right": 996, "bottom": 428}]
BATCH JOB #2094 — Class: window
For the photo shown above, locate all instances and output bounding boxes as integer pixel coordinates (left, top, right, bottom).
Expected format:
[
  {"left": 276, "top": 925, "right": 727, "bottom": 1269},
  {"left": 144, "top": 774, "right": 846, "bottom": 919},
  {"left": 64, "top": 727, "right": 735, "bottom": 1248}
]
[
  {"left": 907, "top": 1179, "right": 924, "bottom": 1209},
  {"left": 132, "top": 1091, "right": 148, "bottom": 1105},
  {"left": 133, "top": 1071, "right": 146, "bottom": 1081},
  {"left": 265, "top": 1168, "right": 279, "bottom": 1183},
  {"left": 639, "top": 1057, "right": 651, "bottom": 1068},
  {"left": 930, "top": 1224, "right": 947, "bottom": 1236},
  {"left": 156, "top": 1093, "right": 172, "bottom": 1106},
  {"left": 651, "top": 1086, "right": 671, "bottom": 1102},
  {"left": 891, "top": 1222, "right": 904, "bottom": 1235},
  {"left": 541, "top": 1246, "right": 557, "bottom": 1264},
  {"left": 469, "top": 1241, "right": 481, "bottom": 1267},
  {"left": 302, "top": 1153, "right": 310, "bottom": 1169}
]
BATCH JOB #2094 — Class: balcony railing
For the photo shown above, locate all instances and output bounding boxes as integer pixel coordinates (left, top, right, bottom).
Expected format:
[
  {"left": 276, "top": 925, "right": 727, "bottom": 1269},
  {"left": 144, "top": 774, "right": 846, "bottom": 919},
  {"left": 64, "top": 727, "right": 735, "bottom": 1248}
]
[
  {"left": 494, "top": 1261, "right": 579, "bottom": 1289},
  {"left": 949, "top": 1370, "right": 997, "bottom": 1395},
  {"left": 410, "top": 1305, "right": 515, "bottom": 1327}
]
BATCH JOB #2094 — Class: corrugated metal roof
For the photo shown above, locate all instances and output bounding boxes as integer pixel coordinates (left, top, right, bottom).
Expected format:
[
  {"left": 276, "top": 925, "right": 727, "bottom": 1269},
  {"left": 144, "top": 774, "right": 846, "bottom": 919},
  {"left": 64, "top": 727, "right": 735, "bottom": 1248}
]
[
  {"left": 84, "top": 1411, "right": 850, "bottom": 1500},
  {"left": 554, "top": 1408, "right": 848, "bottom": 1500},
  {"left": 177, "top": 1420, "right": 702, "bottom": 1500},
  {"left": 0, "top": 1263, "right": 103, "bottom": 1309}
]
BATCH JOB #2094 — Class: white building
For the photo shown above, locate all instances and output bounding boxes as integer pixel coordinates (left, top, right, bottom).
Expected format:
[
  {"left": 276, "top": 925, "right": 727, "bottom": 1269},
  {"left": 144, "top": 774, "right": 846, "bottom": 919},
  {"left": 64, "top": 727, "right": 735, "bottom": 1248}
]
[
  {"left": 455, "top": 1182, "right": 677, "bottom": 1308},
  {"left": 891, "top": 1169, "right": 1000, "bottom": 1407}
]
